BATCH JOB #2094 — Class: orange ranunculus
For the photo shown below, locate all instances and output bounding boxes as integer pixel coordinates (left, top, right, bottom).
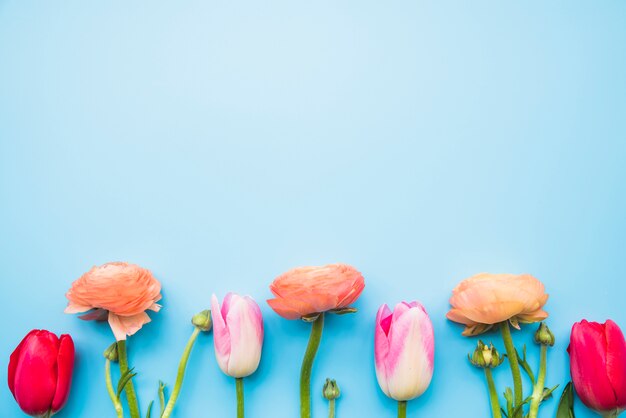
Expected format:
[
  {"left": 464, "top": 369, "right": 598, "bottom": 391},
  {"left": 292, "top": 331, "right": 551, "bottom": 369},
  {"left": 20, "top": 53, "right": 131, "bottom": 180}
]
[
  {"left": 267, "top": 263, "right": 365, "bottom": 320},
  {"left": 64, "top": 262, "right": 162, "bottom": 341},
  {"left": 446, "top": 273, "right": 548, "bottom": 336}
]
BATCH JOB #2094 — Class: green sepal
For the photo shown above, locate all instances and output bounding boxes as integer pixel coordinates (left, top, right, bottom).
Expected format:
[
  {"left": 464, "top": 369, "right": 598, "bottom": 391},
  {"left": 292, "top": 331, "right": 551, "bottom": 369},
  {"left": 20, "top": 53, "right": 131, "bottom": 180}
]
[
  {"left": 145, "top": 401, "right": 153, "bottom": 418},
  {"left": 302, "top": 313, "right": 321, "bottom": 322},
  {"left": 329, "top": 307, "right": 358, "bottom": 315}
]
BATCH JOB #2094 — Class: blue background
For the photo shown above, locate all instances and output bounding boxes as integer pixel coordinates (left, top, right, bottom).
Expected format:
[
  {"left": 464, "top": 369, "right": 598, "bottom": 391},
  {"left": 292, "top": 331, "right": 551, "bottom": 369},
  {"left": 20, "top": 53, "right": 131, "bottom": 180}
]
[{"left": 1, "top": 1, "right": 625, "bottom": 417}]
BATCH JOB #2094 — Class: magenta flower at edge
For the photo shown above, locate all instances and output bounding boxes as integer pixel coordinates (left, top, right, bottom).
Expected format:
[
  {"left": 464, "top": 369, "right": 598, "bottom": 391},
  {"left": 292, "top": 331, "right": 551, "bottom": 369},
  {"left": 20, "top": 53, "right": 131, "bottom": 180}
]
[
  {"left": 375, "top": 301, "right": 435, "bottom": 404},
  {"left": 569, "top": 319, "right": 626, "bottom": 417},
  {"left": 8, "top": 330, "right": 75, "bottom": 417}
]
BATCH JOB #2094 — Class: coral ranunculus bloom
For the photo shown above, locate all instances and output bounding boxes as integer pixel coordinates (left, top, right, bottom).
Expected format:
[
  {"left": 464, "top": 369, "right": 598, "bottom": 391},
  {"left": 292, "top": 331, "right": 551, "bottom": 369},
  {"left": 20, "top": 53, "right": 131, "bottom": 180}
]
[
  {"left": 64, "top": 262, "right": 162, "bottom": 341},
  {"left": 8, "top": 330, "right": 75, "bottom": 417},
  {"left": 569, "top": 319, "right": 626, "bottom": 416},
  {"left": 267, "top": 263, "right": 365, "bottom": 320},
  {"left": 446, "top": 273, "right": 549, "bottom": 336}
]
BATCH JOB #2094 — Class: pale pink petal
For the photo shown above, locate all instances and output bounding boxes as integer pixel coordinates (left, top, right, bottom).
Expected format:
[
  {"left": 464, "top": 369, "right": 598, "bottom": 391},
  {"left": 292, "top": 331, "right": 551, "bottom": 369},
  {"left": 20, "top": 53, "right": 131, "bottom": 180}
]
[
  {"left": 225, "top": 296, "right": 263, "bottom": 377},
  {"left": 107, "top": 312, "right": 151, "bottom": 341},
  {"left": 211, "top": 294, "right": 231, "bottom": 373},
  {"left": 374, "top": 304, "right": 392, "bottom": 397}
]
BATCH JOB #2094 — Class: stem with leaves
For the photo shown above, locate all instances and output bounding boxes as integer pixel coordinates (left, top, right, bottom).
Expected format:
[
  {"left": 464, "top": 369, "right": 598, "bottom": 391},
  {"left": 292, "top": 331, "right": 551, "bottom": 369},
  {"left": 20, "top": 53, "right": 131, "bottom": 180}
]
[
  {"left": 528, "top": 344, "right": 547, "bottom": 418},
  {"left": 118, "top": 340, "right": 141, "bottom": 418},
  {"left": 500, "top": 322, "right": 523, "bottom": 416},
  {"left": 161, "top": 328, "right": 201, "bottom": 418},
  {"left": 105, "top": 359, "right": 124, "bottom": 418}
]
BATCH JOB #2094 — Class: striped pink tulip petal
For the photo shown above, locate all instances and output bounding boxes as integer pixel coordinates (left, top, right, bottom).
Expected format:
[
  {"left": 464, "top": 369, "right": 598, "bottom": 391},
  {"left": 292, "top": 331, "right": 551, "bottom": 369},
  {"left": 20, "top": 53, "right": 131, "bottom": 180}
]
[
  {"left": 375, "top": 301, "right": 434, "bottom": 401},
  {"left": 211, "top": 293, "right": 264, "bottom": 378}
]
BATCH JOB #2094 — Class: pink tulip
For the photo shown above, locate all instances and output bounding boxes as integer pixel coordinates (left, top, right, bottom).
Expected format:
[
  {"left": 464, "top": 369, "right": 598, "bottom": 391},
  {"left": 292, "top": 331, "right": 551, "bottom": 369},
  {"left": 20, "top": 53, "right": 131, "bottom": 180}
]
[
  {"left": 375, "top": 301, "right": 435, "bottom": 401},
  {"left": 569, "top": 319, "right": 626, "bottom": 416},
  {"left": 211, "top": 293, "right": 264, "bottom": 378}
]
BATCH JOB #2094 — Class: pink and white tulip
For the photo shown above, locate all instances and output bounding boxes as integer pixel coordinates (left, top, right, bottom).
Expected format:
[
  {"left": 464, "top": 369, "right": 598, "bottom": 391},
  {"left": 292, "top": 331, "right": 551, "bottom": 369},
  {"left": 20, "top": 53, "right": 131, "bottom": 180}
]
[
  {"left": 375, "top": 301, "right": 435, "bottom": 401},
  {"left": 211, "top": 293, "right": 264, "bottom": 378}
]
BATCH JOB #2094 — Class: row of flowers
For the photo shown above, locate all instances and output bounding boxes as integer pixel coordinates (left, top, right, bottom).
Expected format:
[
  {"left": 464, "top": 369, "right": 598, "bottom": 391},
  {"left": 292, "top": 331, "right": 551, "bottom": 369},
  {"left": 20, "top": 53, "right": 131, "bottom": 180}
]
[{"left": 7, "top": 263, "right": 626, "bottom": 418}]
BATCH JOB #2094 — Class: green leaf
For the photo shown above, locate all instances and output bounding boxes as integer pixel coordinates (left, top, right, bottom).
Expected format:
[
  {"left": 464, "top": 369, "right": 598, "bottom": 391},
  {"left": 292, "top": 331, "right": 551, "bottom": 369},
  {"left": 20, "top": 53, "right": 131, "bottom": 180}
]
[
  {"left": 541, "top": 384, "right": 559, "bottom": 402},
  {"left": 510, "top": 394, "right": 532, "bottom": 418},
  {"left": 556, "top": 382, "right": 576, "bottom": 418},
  {"left": 504, "top": 387, "right": 514, "bottom": 417},
  {"left": 116, "top": 368, "right": 137, "bottom": 399},
  {"left": 159, "top": 381, "right": 167, "bottom": 416},
  {"left": 146, "top": 401, "right": 153, "bottom": 418},
  {"left": 516, "top": 345, "right": 536, "bottom": 386}
]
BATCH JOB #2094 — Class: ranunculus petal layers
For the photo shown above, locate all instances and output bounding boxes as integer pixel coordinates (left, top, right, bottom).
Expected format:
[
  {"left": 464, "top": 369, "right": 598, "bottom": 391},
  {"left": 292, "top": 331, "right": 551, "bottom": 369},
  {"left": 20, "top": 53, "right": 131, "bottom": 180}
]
[
  {"left": 64, "top": 262, "right": 162, "bottom": 340},
  {"left": 446, "top": 273, "right": 548, "bottom": 336},
  {"left": 267, "top": 263, "right": 365, "bottom": 319}
]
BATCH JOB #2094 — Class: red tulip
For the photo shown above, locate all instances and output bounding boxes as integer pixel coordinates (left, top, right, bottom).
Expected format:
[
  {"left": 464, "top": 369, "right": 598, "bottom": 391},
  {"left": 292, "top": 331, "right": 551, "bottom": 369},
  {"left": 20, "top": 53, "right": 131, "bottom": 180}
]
[
  {"left": 568, "top": 320, "right": 626, "bottom": 416},
  {"left": 8, "top": 330, "right": 75, "bottom": 417}
]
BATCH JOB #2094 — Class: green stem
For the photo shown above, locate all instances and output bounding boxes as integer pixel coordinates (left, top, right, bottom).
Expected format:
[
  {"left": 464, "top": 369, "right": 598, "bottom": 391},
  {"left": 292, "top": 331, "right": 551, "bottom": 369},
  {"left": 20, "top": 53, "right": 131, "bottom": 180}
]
[
  {"left": 328, "top": 399, "right": 336, "bottom": 418},
  {"left": 105, "top": 359, "right": 124, "bottom": 418},
  {"left": 161, "top": 328, "right": 201, "bottom": 418},
  {"left": 485, "top": 368, "right": 502, "bottom": 418},
  {"left": 236, "top": 377, "right": 244, "bottom": 418},
  {"left": 300, "top": 313, "right": 325, "bottom": 418},
  {"left": 528, "top": 344, "right": 547, "bottom": 418},
  {"left": 398, "top": 401, "right": 407, "bottom": 418},
  {"left": 602, "top": 411, "right": 619, "bottom": 418},
  {"left": 500, "top": 321, "right": 523, "bottom": 416},
  {"left": 117, "top": 340, "right": 140, "bottom": 418}
]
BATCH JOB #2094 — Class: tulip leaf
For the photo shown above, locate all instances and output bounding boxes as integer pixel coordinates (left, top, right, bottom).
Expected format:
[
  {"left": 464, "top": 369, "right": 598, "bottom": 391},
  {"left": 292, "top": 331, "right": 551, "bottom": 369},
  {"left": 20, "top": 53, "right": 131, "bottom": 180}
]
[
  {"left": 158, "top": 381, "right": 167, "bottom": 416},
  {"left": 117, "top": 367, "right": 137, "bottom": 399},
  {"left": 146, "top": 401, "right": 153, "bottom": 418},
  {"left": 516, "top": 345, "right": 536, "bottom": 386},
  {"left": 556, "top": 382, "right": 576, "bottom": 418}
]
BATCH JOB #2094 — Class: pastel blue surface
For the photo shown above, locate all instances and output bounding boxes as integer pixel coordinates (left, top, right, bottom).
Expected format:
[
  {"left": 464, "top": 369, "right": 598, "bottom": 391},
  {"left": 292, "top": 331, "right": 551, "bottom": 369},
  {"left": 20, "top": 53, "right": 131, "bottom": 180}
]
[{"left": 1, "top": 1, "right": 626, "bottom": 417}]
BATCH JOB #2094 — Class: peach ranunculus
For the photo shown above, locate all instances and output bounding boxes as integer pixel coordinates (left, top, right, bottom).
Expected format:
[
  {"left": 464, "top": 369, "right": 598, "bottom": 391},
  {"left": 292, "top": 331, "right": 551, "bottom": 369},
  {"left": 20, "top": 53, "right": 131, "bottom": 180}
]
[
  {"left": 446, "top": 273, "right": 548, "bottom": 336},
  {"left": 267, "top": 263, "right": 365, "bottom": 320},
  {"left": 64, "top": 262, "right": 162, "bottom": 341}
]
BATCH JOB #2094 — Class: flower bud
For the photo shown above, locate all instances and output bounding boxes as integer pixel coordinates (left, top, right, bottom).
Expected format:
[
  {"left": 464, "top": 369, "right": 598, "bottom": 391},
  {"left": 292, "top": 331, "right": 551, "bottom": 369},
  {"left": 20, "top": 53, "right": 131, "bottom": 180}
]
[
  {"left": 104, "top": 342, "right": 119, "bottom": 362},
  {"left": 469, "top": 340, "right": 504, "bottom": 369},
  {"left": 192, "top": 309, "right": 212, "bottom": 332},
  {"left": 323, "top": 378, "right": 341, "bottom": 400},
  {"left": 534, "top": 322, "right": 555, "bottom": 346}
]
